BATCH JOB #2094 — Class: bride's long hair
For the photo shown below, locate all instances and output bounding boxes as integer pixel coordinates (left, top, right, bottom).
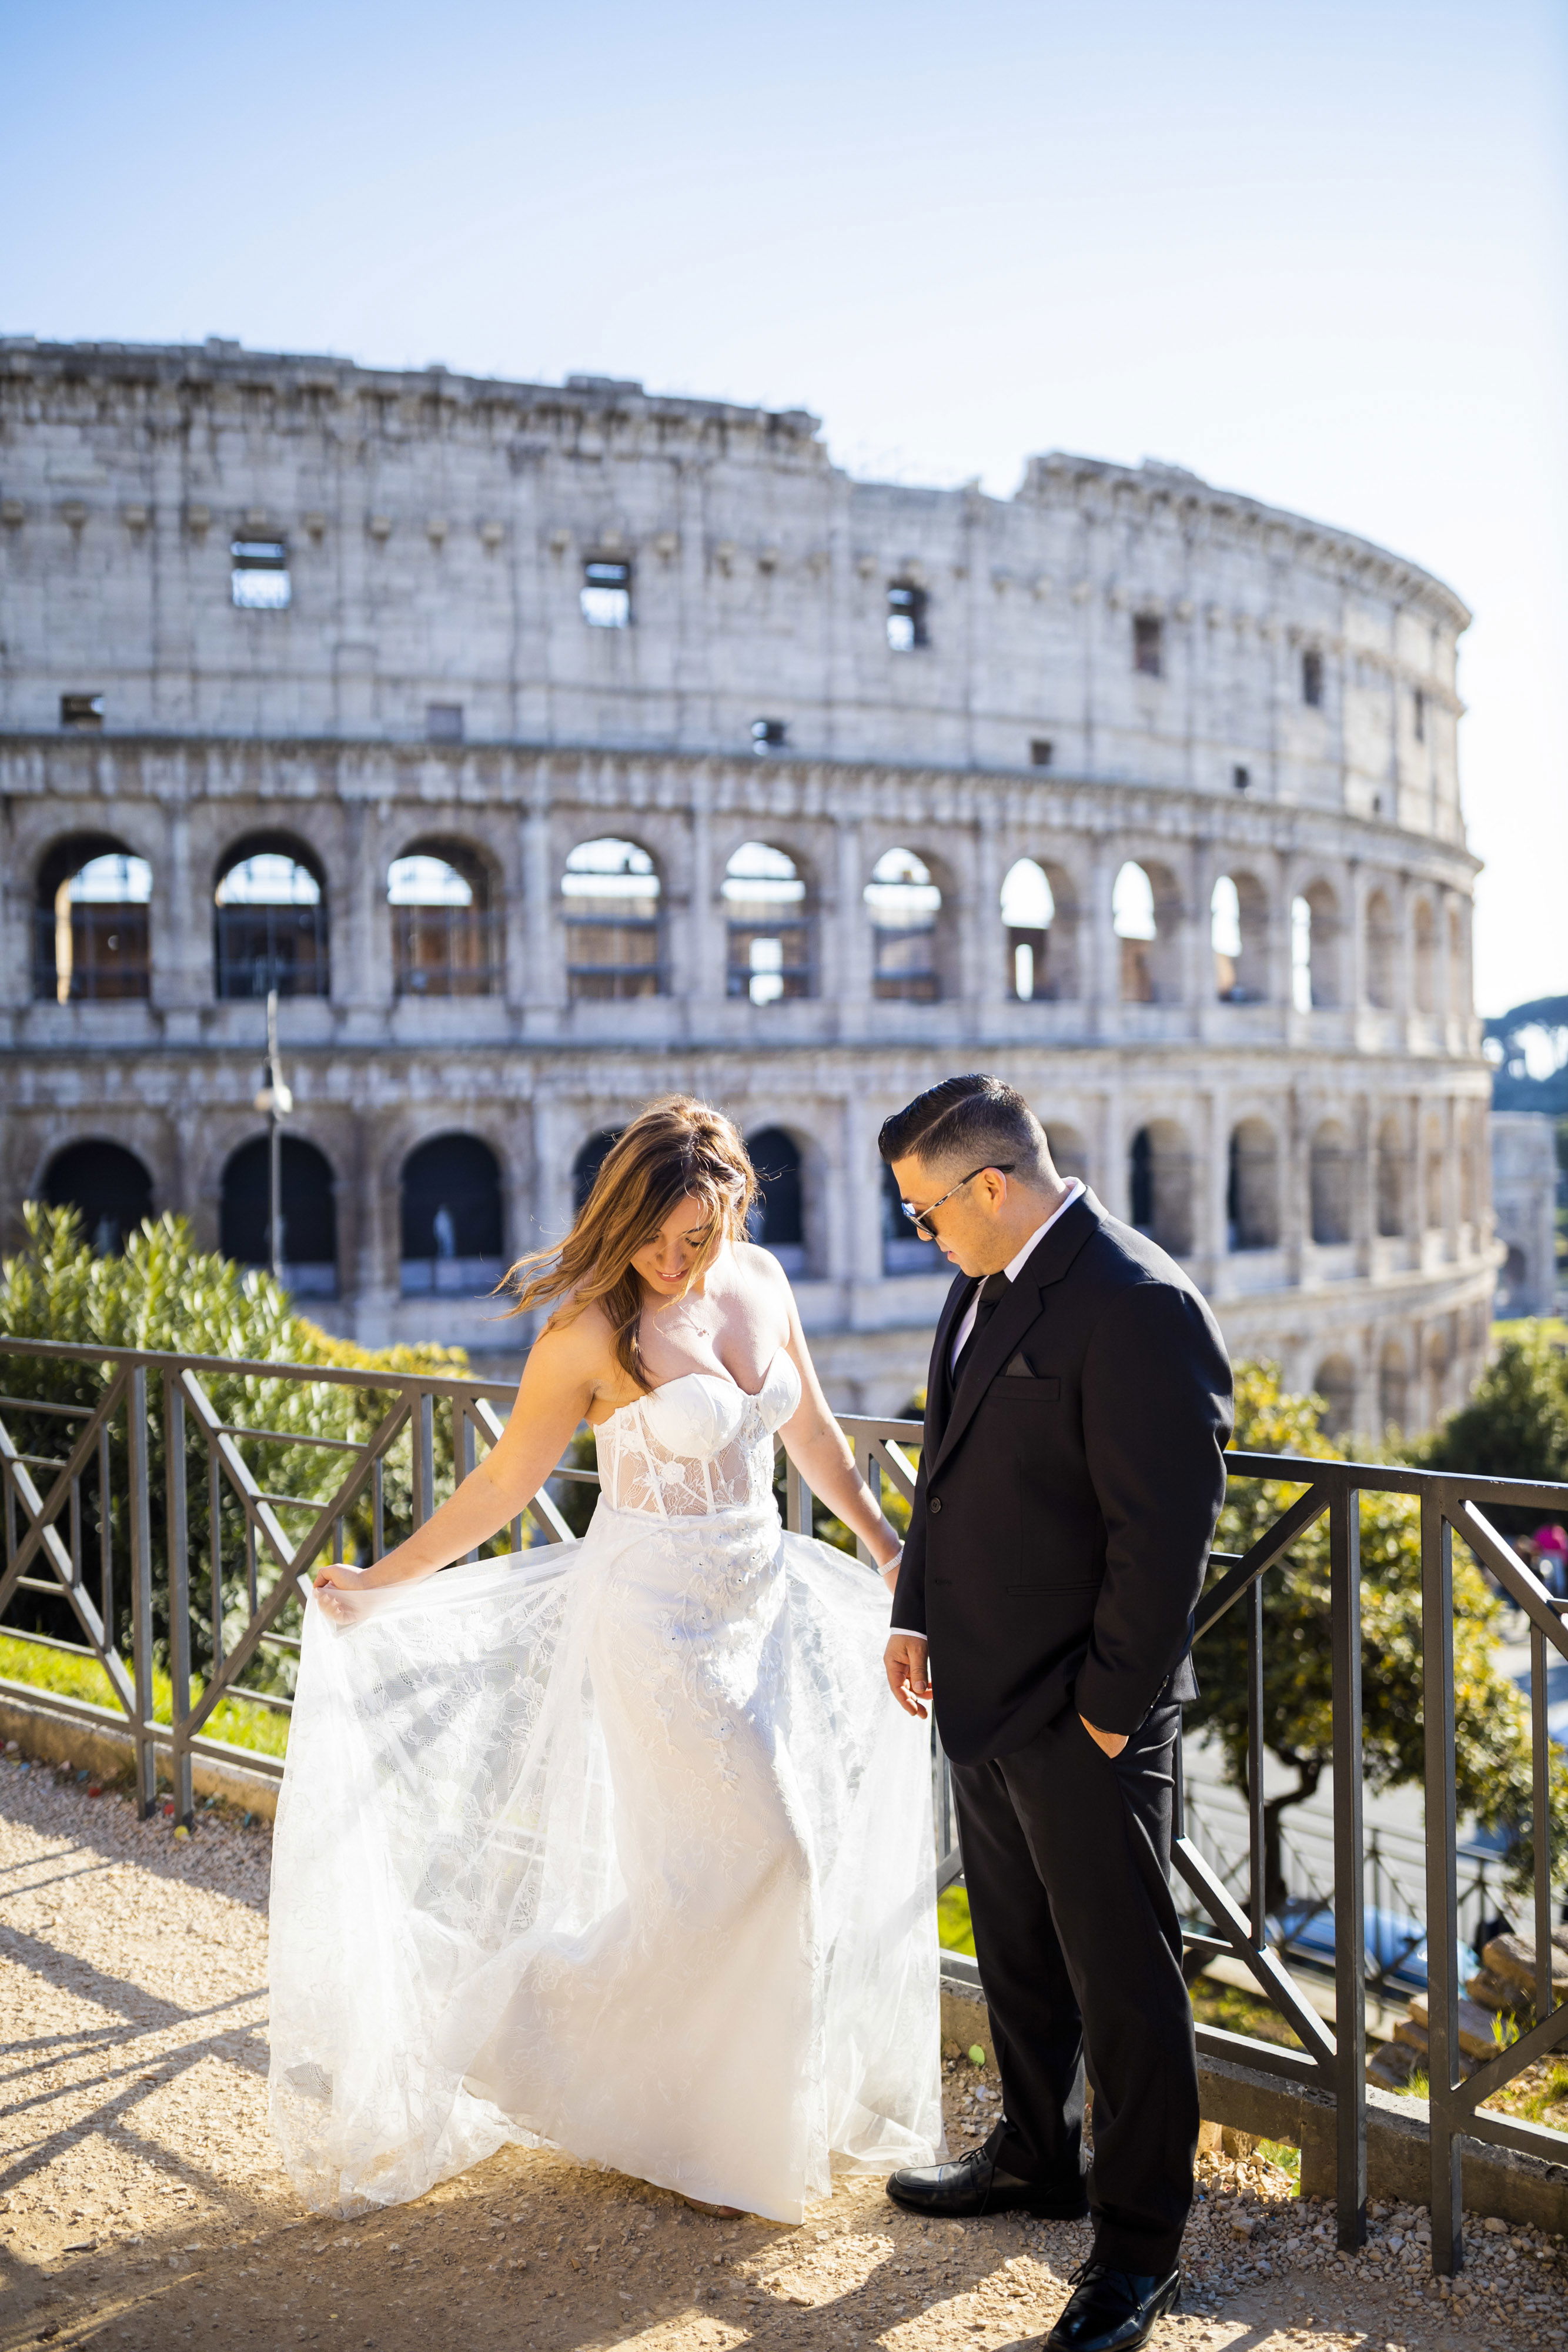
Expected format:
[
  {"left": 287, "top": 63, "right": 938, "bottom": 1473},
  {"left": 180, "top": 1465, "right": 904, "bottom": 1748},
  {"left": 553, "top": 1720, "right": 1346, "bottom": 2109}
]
[{"left": 504, "top": 1097, "right": 758, "bottom": 1392}]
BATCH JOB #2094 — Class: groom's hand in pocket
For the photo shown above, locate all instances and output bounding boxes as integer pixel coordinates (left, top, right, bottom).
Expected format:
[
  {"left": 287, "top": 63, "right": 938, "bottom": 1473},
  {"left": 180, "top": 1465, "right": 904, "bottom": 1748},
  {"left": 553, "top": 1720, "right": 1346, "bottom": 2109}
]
[{"left": 885, "top": 1634, "right": 932, "bottom": 1719}]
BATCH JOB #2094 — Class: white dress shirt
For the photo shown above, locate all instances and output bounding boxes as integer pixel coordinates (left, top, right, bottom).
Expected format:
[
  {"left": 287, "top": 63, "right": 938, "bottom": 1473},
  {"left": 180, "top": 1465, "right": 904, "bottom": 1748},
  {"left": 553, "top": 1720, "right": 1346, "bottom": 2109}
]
[{"left": 889, "top": 1180, "right": 1085, "bottom": 1639}]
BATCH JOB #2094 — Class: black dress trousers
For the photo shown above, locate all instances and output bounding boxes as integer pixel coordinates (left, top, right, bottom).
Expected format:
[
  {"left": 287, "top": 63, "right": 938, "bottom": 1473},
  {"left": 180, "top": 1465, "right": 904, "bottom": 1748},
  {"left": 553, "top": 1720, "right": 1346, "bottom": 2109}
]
[{"left": 950, "top": 1696, "right": 1197, "bottom": 2276}]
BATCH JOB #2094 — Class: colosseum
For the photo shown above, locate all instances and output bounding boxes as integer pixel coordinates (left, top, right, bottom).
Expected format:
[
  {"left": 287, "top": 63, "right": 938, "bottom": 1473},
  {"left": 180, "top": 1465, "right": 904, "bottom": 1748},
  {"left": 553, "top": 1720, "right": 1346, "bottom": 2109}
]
[{"left": 0, "top": 336, "right": 1495, "bottom": 1423}]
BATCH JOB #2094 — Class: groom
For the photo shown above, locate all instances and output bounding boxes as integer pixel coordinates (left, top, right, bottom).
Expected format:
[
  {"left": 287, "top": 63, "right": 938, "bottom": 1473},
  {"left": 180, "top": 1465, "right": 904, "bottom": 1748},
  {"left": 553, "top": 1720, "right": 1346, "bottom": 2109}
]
[{"left": 880, "top": 1075, "right": 1232, "bottom": 2352}]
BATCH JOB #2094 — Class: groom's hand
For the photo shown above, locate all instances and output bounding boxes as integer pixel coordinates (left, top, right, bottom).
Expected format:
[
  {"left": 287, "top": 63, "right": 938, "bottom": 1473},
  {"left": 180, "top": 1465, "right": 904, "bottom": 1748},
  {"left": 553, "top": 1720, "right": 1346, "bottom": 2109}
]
[
  {"left": 1079, "top": 1715, "right": 1128, "bottom": 1758},
  {"left": 885, "top": 1635, "right": 932, "bottom": 1719}
]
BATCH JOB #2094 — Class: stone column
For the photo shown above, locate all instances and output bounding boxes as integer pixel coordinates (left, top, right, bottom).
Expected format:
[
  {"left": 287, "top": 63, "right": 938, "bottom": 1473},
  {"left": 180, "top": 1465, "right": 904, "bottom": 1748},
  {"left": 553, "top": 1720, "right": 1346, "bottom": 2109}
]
[
  {"left": 1086, "top": 834, "right": 1118, "bottom": 1034},
  {"left": 831, "top": 817, "right": 870, "bottom": 1038}
]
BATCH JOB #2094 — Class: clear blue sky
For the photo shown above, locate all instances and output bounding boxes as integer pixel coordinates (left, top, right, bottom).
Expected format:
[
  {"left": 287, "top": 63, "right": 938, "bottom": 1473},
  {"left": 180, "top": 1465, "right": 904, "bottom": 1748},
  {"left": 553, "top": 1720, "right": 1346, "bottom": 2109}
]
[{"left": 4, "top": 0, "right": 1563, "bottom": 1015}]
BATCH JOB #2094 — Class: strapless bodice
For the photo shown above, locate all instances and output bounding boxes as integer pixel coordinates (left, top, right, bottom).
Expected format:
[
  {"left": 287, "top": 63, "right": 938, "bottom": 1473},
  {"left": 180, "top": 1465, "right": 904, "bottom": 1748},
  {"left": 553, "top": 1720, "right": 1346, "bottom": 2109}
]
[{"left": 594, "top": 1348, "right": 801, "bottom": 1519}]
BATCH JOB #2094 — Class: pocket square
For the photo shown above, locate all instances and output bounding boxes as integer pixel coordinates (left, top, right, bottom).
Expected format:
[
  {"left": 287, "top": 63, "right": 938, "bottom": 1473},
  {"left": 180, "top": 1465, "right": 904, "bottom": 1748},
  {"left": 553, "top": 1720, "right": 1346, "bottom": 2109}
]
[{"left": 1003, "top": 1352, "right": 1034, "bottom": 1377}]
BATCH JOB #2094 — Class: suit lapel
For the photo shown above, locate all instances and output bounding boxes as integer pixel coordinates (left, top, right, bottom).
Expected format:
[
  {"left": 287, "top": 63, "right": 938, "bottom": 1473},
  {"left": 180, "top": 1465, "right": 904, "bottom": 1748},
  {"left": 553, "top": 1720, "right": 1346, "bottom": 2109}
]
[
  {"left": 925, "top": 1269, "right": 975, "bottom": 1453},
  {"left": 928, "top": 1191, "right": 1104, "bottom": 1479}
]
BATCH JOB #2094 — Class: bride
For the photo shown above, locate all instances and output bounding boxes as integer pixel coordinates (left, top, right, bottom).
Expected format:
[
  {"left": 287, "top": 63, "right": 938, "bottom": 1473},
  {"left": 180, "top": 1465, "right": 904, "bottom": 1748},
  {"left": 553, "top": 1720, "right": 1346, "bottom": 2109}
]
[{"left": 268, "top": 1096, "right": 944, "bottom": 2221}]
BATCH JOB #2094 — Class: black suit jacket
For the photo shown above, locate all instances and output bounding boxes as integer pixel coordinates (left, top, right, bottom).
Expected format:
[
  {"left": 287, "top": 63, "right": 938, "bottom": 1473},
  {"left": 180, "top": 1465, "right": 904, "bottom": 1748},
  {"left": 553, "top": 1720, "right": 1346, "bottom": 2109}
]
[{"left": 891, "top": 1189, "right": 1233, "bottom": 1766}]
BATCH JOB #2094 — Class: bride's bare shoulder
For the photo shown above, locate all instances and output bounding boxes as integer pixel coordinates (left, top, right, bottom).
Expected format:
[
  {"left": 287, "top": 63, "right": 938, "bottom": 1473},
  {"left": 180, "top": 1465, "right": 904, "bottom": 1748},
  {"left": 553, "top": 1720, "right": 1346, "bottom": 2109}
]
[
  {"left": 521, "top": 1295, "right": 619, "bottom": 1390},
  {"left": 731, "top": 1238, "right": 790, "bottom": 1291}
]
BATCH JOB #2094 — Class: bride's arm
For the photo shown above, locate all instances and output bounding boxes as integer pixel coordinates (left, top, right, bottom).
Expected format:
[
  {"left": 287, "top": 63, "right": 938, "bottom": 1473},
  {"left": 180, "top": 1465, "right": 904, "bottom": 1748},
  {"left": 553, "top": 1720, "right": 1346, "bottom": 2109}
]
[
  {"left": 771, "top": 1266, "right": 904, "bottom": 1583},
  {"left": 316, "top": 1315, "right": 604, "bottom": 1593}
]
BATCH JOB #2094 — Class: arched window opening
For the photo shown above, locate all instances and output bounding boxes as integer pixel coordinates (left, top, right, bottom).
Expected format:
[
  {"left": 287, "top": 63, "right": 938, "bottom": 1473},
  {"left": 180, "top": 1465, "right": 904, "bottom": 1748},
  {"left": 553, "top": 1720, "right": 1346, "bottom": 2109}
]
[
  {"left": 1309, "top": 1122, "right": 1353, "bottom": 1245},
  {"left": 563, "top": 838, "right": 662, "bottom": 1000},
  {"left": 219, "top": 1134, "right": 337, "bottom": 1296},
  {"left": 1001, "top": 858, "right": 1056, "bottom": 1002},
  {"left": 1212, "top": 873, "right": 1268, "bottom": 1002},
  {"left": 389, "top": 841, "right": 499, "bottom": 998},
  {"left": 1313, "top": 1355, "right": 1356, "bottom": 1438},
  {"left": 723, "top": 843, "right": 811, "bottom": 1003},
  {"left": 1226, "top": 1120, "right": 1280, "bottom": 1251},
  {"left": 886, "top": 581, "right": 928, "bottom": 652},
  {"left": 1413, "top": 898, "right": 1437, "bottom": 1015},
  {"left": 572, "top": 1128, "right": 623, "bottom": 1212},
  {"left": 866, "top": 848, "right": 942, "bottom": 1003},
  {"left": 882, "top": 1160, "right": 942, "bottom": 1276},
  {"left": 1365, "top": 889, "right": 1397, "bottom": 1011},
  {"left": 1300, "top": 879, "right": 1342, "bottom": 1008},
  {"left": 1046, "top": 1123, "right": 1089, "bottom": 1188},
  {"left": 400, "top": 1134, "right": 505, "bottom": 1295},
  {"left": 1375, "top": 1117, "right": 1407, "bottom": 1238},
  {"left": 1115, "top": 861, "right": 1181, "bottom": 1004},
  {"left": 1378, "top": 1343, "right": 1408, "bottom": 1435},
  {"left": 42, "top": 1141, "right": 153, "bottom": 1257},
  {"left": 746, "top": 1128, "right": 806, "bottom": 1276},
  {"left": 1128, "top": 1122, "right": 1193, "bottom": 1256},
  {"left": 1302, "top": 647, "right": 1325, "bottom": 708},
  {"left": 214, "top": 838, "right": 329, "bottom": 1001},
  {"left": 34, "top": 838, "right": 152, "bottom": 1004}
]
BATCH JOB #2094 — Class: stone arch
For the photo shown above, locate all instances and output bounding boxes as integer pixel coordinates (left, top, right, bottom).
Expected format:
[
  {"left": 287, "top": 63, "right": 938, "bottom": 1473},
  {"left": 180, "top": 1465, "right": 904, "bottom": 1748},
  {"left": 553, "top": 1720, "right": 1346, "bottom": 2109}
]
[
  {"left": 864, "top": 845, "right": 954, "bottom": 1003},
  {"left": 1211, "top": 870, "right": 1269, "bottom": 1002},
  {"left": 1378, "top": 1340, "right": 1409, "bottom": 1434},
  {"left": 1000, "top": 857, "right": 1079, "bottom": 1001},
  {"left": 1114, "top": 860, "right": 1183, "bottom": 1004},
  {"left": 572, "top": 1127, "right": 624, "bottom": 1212},
  {"left": 399, "top": 1132, "right": 506, "bottom": 1295},
  {"left": 561, "top": 836, "right": 663, "bottom": 1000},
  {"left": 213, "top": 830, "right": 330, "bottom": 1002},
  {"left": 42, "top": 1139, "right": 155, "bottom": 1255},
  {"left": 1128, "top": 1118, "right": 1193, "bottom": 1255},
  {"left": 745, "top": 1125, "right": 808, "bottom": 1274},
  {"left": 1365, "top": 887, "right": 1398, "bottom": 1011},
  {"left": 219, "top": 1132, "right": 337, "bottom": 1295},
  {"left": 722, "top": 841, "right": 814, "bottom": 1003},
  {"left": 1376, "top": 1114, "right": 1407, "bottom": 1237},
  {"left": 388, "top": 835, "right": 501, "bottom": 998},
  {"left": 34, "top": 833, "right": 153, "bottom": 1005},
  {"left": 1312, "top": 1354, "right": 1358, "bottom": 1438},
  {"left": 1295, "top": 877, "right": 1342, "bottom": 1010},
  {"left": 1309, "top": 1119, "right": 1353, "bottom": 1245},
  {"left": 1412, "top": 897, "right": 1438, "bottom": 1015},
  {"left": 1226, "top": 1116, "right": 1280, "bottom": 1251}
]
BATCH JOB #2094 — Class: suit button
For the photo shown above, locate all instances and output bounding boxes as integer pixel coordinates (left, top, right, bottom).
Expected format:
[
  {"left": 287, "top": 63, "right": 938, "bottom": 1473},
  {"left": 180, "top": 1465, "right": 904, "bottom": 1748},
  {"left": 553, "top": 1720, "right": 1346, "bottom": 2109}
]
[{"left": 929, "top": 1495, "right": 943, "bottom": 1515}]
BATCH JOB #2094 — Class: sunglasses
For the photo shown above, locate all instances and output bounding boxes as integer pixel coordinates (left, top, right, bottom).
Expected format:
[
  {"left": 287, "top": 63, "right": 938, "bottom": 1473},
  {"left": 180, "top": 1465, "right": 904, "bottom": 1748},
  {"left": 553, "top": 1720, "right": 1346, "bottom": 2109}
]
[{"left": 900, "top": 1164, "right": 1016, "bottom": 1244}]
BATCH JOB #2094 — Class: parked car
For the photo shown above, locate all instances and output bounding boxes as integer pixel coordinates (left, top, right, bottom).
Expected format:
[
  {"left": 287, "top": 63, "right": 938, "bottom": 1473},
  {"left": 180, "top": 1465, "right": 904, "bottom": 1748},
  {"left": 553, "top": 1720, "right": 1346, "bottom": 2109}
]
[{"left": 1269, "top": 1895, "right": 1478, "bottom": 1994}]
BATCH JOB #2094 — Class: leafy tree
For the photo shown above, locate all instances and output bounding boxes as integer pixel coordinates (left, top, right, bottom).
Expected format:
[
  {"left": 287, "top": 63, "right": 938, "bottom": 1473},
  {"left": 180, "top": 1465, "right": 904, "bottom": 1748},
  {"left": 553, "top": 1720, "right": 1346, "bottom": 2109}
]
[
  {"left": 1188, "top": 1360, "right": 1565, "bottom": 1912},
  {"left": 1416, "top": 1320, "right": 1568, "bottom": 1531},
  {"left": 0, "top": 1204, "right": 472, "bottom": 1690}
]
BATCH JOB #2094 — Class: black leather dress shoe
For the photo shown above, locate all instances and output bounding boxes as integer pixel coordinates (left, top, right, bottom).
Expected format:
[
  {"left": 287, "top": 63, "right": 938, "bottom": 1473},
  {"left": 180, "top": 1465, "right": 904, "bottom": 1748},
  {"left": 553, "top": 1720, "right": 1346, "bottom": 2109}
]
[
  {"left": 1045, "top": 2261, "right": 1182, "bottom": 2351},
  {"left": 886, "top": 2133, "right": 1088, "bottom": 2220}
]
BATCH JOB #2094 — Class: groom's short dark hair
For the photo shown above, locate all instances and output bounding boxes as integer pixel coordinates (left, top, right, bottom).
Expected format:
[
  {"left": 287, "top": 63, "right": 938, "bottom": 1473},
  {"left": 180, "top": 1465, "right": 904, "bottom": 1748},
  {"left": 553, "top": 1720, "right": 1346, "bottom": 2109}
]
[{"left": 878, "top": 1074, "right": 1054, "bottom": 1185}]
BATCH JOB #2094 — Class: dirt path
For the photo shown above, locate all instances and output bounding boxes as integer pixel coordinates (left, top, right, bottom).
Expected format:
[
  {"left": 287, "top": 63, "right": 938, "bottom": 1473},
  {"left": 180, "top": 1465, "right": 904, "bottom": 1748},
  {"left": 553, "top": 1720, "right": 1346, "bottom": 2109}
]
[{"left": 0, "top": 1756, "right": 1561, "bottom": 2352}]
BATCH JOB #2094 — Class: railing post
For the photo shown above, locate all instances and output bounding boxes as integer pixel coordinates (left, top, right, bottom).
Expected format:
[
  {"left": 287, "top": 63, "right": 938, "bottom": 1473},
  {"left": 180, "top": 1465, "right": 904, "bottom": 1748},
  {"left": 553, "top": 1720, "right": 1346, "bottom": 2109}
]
[
  {"left": 413, "top": 1391, "right": 436, "bottom": 1528},
  {"left": 1530, "top": 1620, "right": 1552, "bottom": 2024},
  {"left": 163, "top": 1373, "right": 195, "bottom": 1829},
  {"left": 127, "top": 1368, "right": 158, "bottom": 1819},
  {"left": 1246, "top": 1578, "right": 1266, "bottom": 1943},
  {"left": 1421, "top": 1493, "right": 1463, "bottom": 2276},
  {"left": 1329, "top": 1481, "right": 1366, "bottom": 2248}
]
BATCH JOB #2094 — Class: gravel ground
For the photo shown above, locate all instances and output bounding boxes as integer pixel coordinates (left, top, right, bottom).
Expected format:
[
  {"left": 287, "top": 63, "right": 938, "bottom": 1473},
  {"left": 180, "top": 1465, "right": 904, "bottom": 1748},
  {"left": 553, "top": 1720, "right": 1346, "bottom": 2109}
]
[{"left": 0, "top": 1755, "right": 1562, "bottom": 2352}]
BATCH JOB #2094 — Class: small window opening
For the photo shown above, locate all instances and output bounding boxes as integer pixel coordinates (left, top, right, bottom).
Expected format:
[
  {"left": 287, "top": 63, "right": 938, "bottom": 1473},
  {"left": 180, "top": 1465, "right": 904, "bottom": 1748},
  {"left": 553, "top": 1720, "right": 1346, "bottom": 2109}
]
[
  {"left": 581, "top": 559, "right": 631, "bottom": 628},
  {"left": 1412, "top": 687, "right": 1426, "bottom": 742},
  {"left": 1029, "top": 738, "right": 1054, "bottom": 768},
  {"left": 1302, "top": 648, "right": 1324, "bottom": 707},
  {"left": 426, "top": 703, "right": 464, "bottom": 744},
  {"left": 61, "top": 693, "right": 104, "bottom": 731},
  {"left": 751, "top": 718, "right": 787, "bottom": 753},
  {"left": 724, "top": 842, "right": 810, "bottom": 1003},
  {"left": 886, "top": 581, "right": 928, "bottom": 652},
  {"left": 230, "top": 537, "right": 291, "bottom": 611},
  {"left": 1133, "top": 614, "right": 1164, "bottom": 677},
  {"left": 1232, "top": 764, "right": 1250, "bottom": 792}
]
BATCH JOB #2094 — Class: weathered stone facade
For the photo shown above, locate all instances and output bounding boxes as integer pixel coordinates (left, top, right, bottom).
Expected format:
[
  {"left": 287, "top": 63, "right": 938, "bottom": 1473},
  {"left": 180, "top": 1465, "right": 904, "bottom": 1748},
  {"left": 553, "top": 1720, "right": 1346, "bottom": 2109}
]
[
  {"left": 0, "top": 338, "right": 1496, "bottom": 1424},
  {"left": 1489, "top": 1113, "right": 1559, "bottom": 1318}
]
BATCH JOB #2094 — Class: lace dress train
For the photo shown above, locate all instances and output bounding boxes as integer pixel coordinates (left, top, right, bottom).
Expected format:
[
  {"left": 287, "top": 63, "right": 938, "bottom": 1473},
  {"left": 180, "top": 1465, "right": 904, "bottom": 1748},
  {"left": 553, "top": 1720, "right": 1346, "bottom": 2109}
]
[{"left": 268, "top": 1352, "right": 944, "bottom": 2219}]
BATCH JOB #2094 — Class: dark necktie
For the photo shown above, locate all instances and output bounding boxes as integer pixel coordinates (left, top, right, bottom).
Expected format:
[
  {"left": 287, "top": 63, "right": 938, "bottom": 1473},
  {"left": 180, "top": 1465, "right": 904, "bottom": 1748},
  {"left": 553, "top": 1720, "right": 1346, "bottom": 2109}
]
[{"left": 953, "top": 1270, "right": 1011, "bottom": 1386}]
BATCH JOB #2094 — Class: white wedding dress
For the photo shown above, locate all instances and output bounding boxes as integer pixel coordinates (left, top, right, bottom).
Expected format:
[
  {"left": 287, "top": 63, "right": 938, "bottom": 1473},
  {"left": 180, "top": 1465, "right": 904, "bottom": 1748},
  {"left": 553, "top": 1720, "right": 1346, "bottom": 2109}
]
[{"left": 268, "top": 1349, "right": 944, "bottom": 2220}]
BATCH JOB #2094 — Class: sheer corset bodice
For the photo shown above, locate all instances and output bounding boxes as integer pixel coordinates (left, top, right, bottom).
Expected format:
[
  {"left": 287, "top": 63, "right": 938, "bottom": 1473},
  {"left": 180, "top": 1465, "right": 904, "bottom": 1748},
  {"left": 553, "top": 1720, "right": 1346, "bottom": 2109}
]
[{"left": 594, "top": 1348, "right": 801, "bottom": 1519}]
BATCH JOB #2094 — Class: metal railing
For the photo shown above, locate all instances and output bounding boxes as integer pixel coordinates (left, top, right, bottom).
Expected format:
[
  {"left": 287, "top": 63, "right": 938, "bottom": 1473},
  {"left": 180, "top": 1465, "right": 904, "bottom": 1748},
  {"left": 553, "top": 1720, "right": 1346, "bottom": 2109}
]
[{"left": 0, "top": 1338, "right": 1564, "bottom": 2276}]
